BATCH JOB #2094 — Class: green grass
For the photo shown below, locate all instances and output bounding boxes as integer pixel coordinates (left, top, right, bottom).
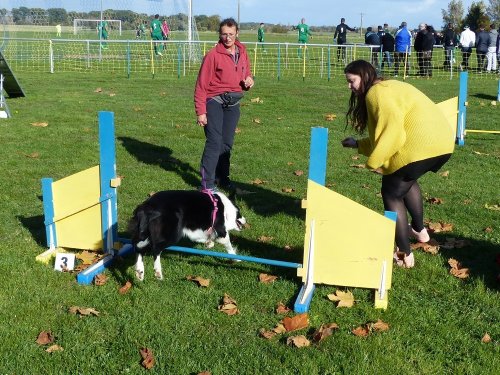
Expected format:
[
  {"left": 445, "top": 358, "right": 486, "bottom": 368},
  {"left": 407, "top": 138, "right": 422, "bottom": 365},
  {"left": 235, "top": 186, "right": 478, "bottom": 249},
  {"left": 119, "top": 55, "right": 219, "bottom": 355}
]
[{"left": 0, "top": 71, "right": 498, "bottom": 374}]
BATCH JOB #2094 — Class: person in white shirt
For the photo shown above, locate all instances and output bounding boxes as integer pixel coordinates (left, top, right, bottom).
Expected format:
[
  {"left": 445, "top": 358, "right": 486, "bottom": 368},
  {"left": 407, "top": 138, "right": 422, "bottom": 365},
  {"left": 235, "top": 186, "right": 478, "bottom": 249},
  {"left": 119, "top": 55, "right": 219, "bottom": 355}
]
[{"left": 459, "top": 25, "right": 476, "bottom": 70}]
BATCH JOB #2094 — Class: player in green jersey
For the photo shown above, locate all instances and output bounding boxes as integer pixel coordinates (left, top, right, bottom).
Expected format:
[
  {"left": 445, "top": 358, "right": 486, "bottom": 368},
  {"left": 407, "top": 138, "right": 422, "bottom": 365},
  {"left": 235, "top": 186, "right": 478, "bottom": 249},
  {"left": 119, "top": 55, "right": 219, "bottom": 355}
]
[
  {"left": 150, "top": 14, "right": 163, "bottom": 56},
  {"left": 98, "top": 17, "right": 109, "bottom": 49},
  {"left": 295, "top": 18, "right": 311, "bottom": 58},
  {"left": 258, "top": 22, "right": 266, "bottom": 52}
]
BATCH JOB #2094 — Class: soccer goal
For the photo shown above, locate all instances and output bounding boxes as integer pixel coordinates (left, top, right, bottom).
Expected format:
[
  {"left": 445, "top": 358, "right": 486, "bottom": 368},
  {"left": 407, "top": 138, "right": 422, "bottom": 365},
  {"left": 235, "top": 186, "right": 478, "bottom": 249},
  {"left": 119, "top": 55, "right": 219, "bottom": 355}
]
[{"left": 73, "top": 19, "right": 122, "bottom": 36}]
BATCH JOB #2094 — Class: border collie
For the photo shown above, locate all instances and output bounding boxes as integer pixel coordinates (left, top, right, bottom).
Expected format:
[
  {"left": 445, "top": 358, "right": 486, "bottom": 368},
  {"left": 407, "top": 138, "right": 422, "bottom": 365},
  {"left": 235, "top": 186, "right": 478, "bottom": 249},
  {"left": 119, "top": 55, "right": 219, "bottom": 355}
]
[{"left": 128, "top": 190, "right": 246, "bottom": 281}]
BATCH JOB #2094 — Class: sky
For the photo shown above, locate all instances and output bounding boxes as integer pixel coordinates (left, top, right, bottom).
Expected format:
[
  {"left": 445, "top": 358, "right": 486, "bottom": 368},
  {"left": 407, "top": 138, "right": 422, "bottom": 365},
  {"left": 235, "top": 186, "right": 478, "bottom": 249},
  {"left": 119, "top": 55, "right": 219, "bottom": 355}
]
[{"left": 5, "top": 0, "right": 479, "bottom": 29}]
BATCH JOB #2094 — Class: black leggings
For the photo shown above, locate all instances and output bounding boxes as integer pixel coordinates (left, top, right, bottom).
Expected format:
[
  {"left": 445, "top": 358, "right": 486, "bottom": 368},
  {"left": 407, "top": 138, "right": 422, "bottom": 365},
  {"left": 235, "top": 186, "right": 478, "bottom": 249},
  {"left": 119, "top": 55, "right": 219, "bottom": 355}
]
[{"left": 381, "top": 154, "right": 451, "bottom": 254}]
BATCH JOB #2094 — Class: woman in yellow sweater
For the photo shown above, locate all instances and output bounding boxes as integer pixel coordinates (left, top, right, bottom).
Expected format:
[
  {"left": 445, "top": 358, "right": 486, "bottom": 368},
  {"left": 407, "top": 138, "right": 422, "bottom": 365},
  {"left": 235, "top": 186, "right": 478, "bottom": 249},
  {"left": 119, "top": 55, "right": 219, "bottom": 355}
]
[{"left": 341, "top": 60, "right": 454, "bottom": 268}]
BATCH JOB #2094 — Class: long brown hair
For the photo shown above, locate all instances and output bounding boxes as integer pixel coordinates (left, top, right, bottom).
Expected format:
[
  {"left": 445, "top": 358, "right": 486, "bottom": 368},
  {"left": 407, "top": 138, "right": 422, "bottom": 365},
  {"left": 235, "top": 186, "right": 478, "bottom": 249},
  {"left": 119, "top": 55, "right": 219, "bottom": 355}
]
[{"left": 344, "top": 60, "right": 380, "bottom": 134}]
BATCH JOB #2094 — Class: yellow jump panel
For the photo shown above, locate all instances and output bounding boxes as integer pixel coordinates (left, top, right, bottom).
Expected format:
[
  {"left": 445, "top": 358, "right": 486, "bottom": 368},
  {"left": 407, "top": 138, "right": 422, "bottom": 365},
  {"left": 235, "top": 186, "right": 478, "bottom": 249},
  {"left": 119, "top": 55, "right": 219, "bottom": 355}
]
[
  {"left": 51, "top": 165, "right": 103, "bottom": 250},
  {"left": 298, "top": 180, "right": 395, "bottom": 290}
]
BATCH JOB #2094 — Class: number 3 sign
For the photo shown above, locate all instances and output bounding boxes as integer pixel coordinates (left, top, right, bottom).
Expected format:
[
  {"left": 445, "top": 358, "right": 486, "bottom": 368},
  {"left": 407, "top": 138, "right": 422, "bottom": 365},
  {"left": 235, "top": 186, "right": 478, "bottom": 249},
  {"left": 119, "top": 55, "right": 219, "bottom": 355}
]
[{"left": 54, "top": 253, "right": 76, "bottom": 272}]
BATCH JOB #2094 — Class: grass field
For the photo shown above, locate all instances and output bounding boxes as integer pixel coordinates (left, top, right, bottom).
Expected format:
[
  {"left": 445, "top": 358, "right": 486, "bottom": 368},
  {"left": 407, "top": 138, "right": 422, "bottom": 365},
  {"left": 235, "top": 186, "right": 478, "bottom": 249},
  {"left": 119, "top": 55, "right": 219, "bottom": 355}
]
[{"left": 0, "top": 70, "right": 499, "bottom": 374}]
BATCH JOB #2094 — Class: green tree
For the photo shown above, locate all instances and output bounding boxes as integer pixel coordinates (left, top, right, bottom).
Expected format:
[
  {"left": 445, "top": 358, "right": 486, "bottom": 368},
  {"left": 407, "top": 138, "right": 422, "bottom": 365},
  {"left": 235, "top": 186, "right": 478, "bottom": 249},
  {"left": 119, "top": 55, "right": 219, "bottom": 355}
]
[
  {"left": 47, "top": 8, "right": 67, "bottom": 25},
  {"left": 463, "top": 1, "right": 490, "bottom": 30},
  {"left": 486, "top": 0, "right": 500, "bottom": 22},
  {"left": 12, "top": 7, "right": 30, "bottom": 24},
  {"left": 442, "top": 0, "right": 465, "bottom": 31}
]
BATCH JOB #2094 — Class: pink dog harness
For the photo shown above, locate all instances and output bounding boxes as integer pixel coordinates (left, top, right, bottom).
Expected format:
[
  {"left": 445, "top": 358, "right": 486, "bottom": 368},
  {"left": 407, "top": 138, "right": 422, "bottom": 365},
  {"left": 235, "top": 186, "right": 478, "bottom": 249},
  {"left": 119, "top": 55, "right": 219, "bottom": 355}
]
[{"left": 201, "top": 189, "right": 218, "bottom": 234}]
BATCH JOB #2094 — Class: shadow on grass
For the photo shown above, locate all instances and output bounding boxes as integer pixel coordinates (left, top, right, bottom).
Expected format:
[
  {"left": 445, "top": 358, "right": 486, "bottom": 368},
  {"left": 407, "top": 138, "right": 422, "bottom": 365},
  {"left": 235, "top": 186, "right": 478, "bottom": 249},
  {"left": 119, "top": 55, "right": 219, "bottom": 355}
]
[
  {"left": 119, "top": 136, "right": 305, "bottom": 219},
  {"left": 430, "top": 233, "right": 500, "bottom": 291},
  {"left": 471, "top": 93, "right": 497, "bottom": 101},
  {"left": 18, "top": 214, "right": 46, "bottom": 247}
]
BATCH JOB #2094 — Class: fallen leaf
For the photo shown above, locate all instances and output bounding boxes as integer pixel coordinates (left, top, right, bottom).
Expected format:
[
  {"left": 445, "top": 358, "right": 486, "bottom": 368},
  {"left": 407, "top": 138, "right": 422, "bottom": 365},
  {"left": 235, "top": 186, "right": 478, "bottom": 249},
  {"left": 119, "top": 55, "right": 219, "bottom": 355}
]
[
  {"left": 259, "top": 273, "right": 278, "bottom": 284},
  {"left": 485, "top": 203, "right": 500, "bottom": 211},
  {"left": 281, "top": 187, "right": 295, "bottom": 193},
  {"left": 370, "top": 319, "right": 390, "bottom": 332},
  {"left": 94, "top": 274, "right": 108, "bottom": 286},
  {"left": 119, "top": 281, "right": 132, "bottom": 294},
  {"left": 187, "top": 275, "right": 210, "bottom": 287},
  {"left": 259, "top": 329, "right": 277, "bottom": 339},
  {"left": 94, "top": 87, "right": 102, "bottom": 93},
  {"left": 109, "top": 93, "right": 116, "bottom": 97},
  {"left": 351, "top": 164, "right": 366, "bottom": 169},
  {"left": 235, "top": 127, "right": 242, "bottom": 134},
  {"left": 68, "top": 306, "right": 100, "bottom": 316},
  {"left": 287, "top": 162, "right": 294, "bottom": 166},
  {"left": 283, "top": 313, "right": 309, "bottom": 332},
  {"left": 427, "top": 197, "right": 444, "bottom": 205},
  {"left": 294, "top": 170, "right": 304, "bottom": 176},
  {"left": 252, "top": 118, "right": 261, "bottom": 124},
  {"left": 31, "top": 122, "right": 48, "bottom": 127},
  {"left": 473, "top": 150, "right": 489, "bottom": 155},
  {"left": 218, "top": 293, "right": 239, "bottom": 315},
  {"left": 25, "top": 152, "right": 40, "bottom": 159},
  {"left": 287, "top": 335, "right": 310, "bottom": 348},
  {"left": 140, "top": 347, "right": 155, "bottom": 369},
  {"left": 351, "top": 155, "right": 360, "bottom": 160},
  {"left": 352, "top": 325, "right": 370, "bottom": 337},
  {"left": 411, "top": 238, "right": 440, "bottom": 254},
  {"left": 277, "top": 117, "right": 284, "bottom": 120},
  {"left": 327, "top": 290, "right": 355, "bottom": 308},
  {"left": 77, "top": 250, "right": 100, "bottom": 265},
  {"left": 481, "top": 333, "right": 491, "bottom": 343},
  {"left": 427, "top": 221, "right": 453, "bottom": 233},
  {"left": 312, "top": 323, "right": 339, "bottom": 343},
  {"left": 273, "top": 323, "right": 287, "bottom": 334},
  {"left": 46, "top": 344, "right": 64, "bottom": 353},
  {"left": 258, "top": 235, "right": 273, "bottom": 243},
  {"left": 484, "top": 227, "right": 493, "bottom": 233},
  {"left": 448, "top": 258, "right": 470, "bottom": 279},
  {"left": 251, "top": 178, "right": 265, "bottom": 185},
  {"left": 36, "top": 331, "right": 54, "bottom": 345},
  {"left": 276, "top": 302, "right": 291, "bottom": 315},
  {"left": 250, "top": 97, "right": 260, "bottom": 103},
  {"left": 324, "top": 113, "right": 337, "bottom": 121},
  {"left": 439, "top": 170, "right": 450, "bottom": 177}
]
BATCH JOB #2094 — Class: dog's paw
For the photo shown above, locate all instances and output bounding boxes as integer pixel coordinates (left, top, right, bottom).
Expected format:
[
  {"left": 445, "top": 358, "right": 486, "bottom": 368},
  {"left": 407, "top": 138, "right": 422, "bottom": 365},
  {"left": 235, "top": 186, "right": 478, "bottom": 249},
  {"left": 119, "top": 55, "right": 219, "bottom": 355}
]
[
  {"left": 206, "top": 240, "right": 215, "bottom": 249},
  {"left": 135, "top": 270, "right": 145, "bottom": 281},
  {"left": 154, "top": 271, "right": 164, "bottom": 280}
]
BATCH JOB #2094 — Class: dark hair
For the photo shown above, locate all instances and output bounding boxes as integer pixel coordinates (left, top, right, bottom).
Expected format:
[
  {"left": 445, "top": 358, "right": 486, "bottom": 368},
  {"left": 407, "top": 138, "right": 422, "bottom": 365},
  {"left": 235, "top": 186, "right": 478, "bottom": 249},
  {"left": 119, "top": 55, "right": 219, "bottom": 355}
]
[
  {"left": 219, "top": 18, "right": 239, "bottom": 33},
  {"left": 344, "top": 60, "right": 380, "bottom": 133}
]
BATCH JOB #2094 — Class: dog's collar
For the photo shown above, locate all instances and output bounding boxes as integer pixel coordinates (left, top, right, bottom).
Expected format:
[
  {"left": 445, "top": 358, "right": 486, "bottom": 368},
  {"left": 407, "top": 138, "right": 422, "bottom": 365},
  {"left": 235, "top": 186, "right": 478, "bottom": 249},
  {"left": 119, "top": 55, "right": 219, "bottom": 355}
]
[{"left": 201, "top": 189, "right": 218, "bottom": 234}]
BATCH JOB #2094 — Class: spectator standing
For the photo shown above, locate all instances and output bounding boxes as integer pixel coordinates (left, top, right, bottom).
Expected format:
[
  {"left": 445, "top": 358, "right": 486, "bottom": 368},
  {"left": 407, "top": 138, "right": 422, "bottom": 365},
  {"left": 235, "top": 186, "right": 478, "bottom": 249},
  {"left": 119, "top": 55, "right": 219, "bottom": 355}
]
[
  {"left": 443, "top": 23, "right": 456, "bottom": 69},
  {"left": 394, "top": 21, "right": 412, "bottom": 76},
  {"left": 475, "top": 25, "right": 489, "bottom": 72},
  {"left": 459, "top": 25, "right": 475, "bottom": 70},
  {"left": 334, "top": 18, "right": 356, "bottom": 62},
  {"left": 161, "top": 19, "right": 170, "bottom": 41},
  {"left": 194, "top": 18, "right": 254, "bottom": 192},
  {"left": 150, "top": 14, "right": 163, "bottom": 56},
  {"left": 414, "top": 23, "right": 434, "bottom": 77},
  {"left": 365, "top": 27, "right": 380, "bottom": 65},
  {"left": 295, "top": 18, "right": 312, "bottom": 58},
  {"left": 486, "top": 24, "right": 498, "bottom": 72},
  {"left": 381, "top": 26, "right": 395, "bottom": 69},
  {"left": 341, "top": 60, "right": 454, "bottom": 268},
  {"left": 258, "top": 23, "right": 266, "bottom": 52}
]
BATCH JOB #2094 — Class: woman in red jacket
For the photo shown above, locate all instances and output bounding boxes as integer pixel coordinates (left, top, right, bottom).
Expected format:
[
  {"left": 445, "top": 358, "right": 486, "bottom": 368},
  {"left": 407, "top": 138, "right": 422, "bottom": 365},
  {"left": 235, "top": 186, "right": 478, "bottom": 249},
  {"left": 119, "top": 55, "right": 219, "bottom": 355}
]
[{"left": 194, "top": 18, "right": 254, "bottom": 192}]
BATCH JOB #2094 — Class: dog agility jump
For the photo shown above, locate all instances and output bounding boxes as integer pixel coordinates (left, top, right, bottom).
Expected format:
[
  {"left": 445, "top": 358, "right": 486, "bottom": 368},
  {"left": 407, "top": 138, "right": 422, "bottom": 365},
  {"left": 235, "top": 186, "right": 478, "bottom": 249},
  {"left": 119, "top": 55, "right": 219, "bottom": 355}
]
[{"left": 39, "top": 112, "right": 399, "bottom": 311}]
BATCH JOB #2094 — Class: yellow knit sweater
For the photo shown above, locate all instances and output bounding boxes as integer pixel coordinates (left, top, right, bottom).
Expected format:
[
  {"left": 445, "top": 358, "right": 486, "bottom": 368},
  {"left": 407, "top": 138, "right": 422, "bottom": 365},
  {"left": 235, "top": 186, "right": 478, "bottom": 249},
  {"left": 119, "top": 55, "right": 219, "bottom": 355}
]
[{"left": 357, "top": 80, "right": 455, "bottom": 174}]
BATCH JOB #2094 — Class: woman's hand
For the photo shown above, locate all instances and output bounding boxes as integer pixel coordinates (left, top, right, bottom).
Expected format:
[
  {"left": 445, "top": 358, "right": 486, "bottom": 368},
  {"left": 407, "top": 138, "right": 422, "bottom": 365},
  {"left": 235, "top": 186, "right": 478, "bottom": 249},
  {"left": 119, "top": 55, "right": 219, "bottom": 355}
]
[
  {"left": 242, "top": 76, "right": 254, "bottom": 89},
  {"left": 197, "top": 114, "right": 207, "bottom": 127},
  {"left": 341, "top": 137, "right": 358, "bottom": 148}
]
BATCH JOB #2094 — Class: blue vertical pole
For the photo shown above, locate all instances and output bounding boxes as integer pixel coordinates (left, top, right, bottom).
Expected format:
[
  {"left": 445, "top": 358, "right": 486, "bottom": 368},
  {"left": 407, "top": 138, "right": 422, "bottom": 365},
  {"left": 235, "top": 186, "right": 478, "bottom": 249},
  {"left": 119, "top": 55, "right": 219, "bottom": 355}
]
[
  {"left": 98, "top": 111, "right": 118, "bottom": 254},
  {"left": 497, "top": 79, "right": 500, "bottom": 102},
  {"left": 308, "top": 127, "right": 328, "bottom": 186},
  {"left": 126, "top": 42, "right": 131, "bottom": 78},
  {"left": 457, "top": 71, "right": 468, "bottom": 146},
  {"left": 41, "top": 178, "right": 57, "bottom": 249}
]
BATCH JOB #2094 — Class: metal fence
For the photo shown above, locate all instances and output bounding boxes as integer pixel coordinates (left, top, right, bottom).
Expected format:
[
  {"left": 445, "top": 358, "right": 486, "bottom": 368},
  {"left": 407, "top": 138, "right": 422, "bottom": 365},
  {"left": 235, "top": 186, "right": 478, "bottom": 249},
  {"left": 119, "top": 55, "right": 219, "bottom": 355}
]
[{"left": 2, "top": 37, "right": 499, "bottom": 80}]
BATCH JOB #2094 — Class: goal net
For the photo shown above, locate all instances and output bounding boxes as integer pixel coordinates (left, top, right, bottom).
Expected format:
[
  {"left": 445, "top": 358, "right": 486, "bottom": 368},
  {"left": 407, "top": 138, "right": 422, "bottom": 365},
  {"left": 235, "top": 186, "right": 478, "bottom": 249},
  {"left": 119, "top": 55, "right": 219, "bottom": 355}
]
[{"left": 73, "top": 19, "right": 122, "bottom": 36}]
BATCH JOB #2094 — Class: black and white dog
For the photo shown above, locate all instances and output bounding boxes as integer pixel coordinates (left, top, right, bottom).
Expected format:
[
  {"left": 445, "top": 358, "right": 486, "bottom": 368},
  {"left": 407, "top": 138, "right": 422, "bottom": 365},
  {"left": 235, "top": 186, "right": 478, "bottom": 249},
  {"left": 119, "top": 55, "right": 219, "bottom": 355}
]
[{"left": 128, "top": 190, "right": 246, "bottom": 281}]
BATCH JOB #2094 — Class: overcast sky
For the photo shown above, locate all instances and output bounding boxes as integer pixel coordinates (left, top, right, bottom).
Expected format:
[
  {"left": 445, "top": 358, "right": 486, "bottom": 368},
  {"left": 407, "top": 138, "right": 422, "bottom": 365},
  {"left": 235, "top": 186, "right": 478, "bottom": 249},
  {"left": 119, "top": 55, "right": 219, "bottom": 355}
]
[{"left": 5, "top": 0, "right": 479, "bottom": 29}]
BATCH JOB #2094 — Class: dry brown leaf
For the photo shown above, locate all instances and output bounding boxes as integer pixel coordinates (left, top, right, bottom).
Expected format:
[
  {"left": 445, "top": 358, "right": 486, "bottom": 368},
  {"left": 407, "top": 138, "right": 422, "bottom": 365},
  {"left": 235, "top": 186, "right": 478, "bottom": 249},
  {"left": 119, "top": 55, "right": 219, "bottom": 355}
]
[
  {"left": 251, "top": 178, "right": 265, "bottom": 185},
  {"left": 259, "top": 329, "right": 277, "bottom": 339},
  {"left": 252, "top": 118, "right": 261, "bottom": 124},
  {"left": 485, "top": 203, "right": 500, "bottom": 211},
  {"left": 94, "top": 274, "right": 108, "bottom": 286},
  {"left": 324, "top": 113, "right": 337, "bottom": 121},
  {"left": 427, "top": 221, "right": 453, "bottom": 233},
  {"left": 411, "top": 238, "right": 440, "bottom": 254},
  {"left": 370, "top": 319, "right": 390, "bottom": 332},
  {"left": 259, "top": 273, "right": 278, "bottom": 284},
  {"left": 187, "top": 275, "right": 210, "bottom": 287},
  {"left": 276, "top": 302, "right": 291, "bottom": 315},
  {"left": 427, "top": 197, "right": 444, "bottom": 205},
  {"left": 287, "top": 335, "right": 310, "bottom": 348},
  {"left": 327, "top": 290, "right": 355, "bottom": 308},
  {"left": 46, "top": 344, "right": 64, "bottom": 353},
  {"left": 312, "top": 323, "right": 339, "bottom": 343},
  {"left": 439, "top": 170, "right": 450, "bottom": 177},
  {"left": 94, "top": 87, "right": 102, "bottom": 93},
  {"left": 281, "top": 187, "right": 295, "bottom": 193},
  {"left": 36, "top": 331, "right": 54, "bottom": 345},
  {"left": 287, "top": 162, "right": 294, "bottom": 166},
  {"left": 294, "top": 170, "right": 304, "bottom": 176},
  {"left": 109, "top": 93, "right": 116, "bottom": 97},
  {"left": 484, "top": 227, "right": 493, "bottom": 233},
  {"left": 351, "top": 155, "right": 360, "bottom": 160},
  {"left": 235, "top": 127, "right": 242, "bottom": 134},
  {"left": 218, "top": 293, "right": 239, "bottom": 315},
  {"left": 250, "top": 97, "right": 261, "bottom": 103},
  {"left": 31, "top": 122, "right": 48, "bottom": 127},
  {"left": 352, "top": 325, "right": 370, "bottom": 337},
  {"left": 351, "top": 164, "right": 366, "bottom": 169},
  {"left": 25, "top": 152, "right": 40, "bottom": 159},
  {"left": 481, "top": 333, "right": 492, "bottom": 343},
  {"left": 119, "top": 281, "right": 132, "bottom": 294},
  {"left": 448, "top": 258, "right": 470, "bottom": 279},
  {"left": 283, "top": 313, "right": 309, "bottom": 332},
  {"left": 258, "top": 235, "right": 273, "bottom": 243},
  {"left": 76, "top": 250, "right": 99, "bottom": 265},
  {"left": 140, "top": 347, "right": 155, "bottom": 369},
  {"left": 273, "top": 323, "right": 287, "bottom": 334},
  {"left": 284, "top": 245, "right": 293, "bottom": 252},
  {"left": 68, "top": 306, "right": 100, "bottom": 316}
]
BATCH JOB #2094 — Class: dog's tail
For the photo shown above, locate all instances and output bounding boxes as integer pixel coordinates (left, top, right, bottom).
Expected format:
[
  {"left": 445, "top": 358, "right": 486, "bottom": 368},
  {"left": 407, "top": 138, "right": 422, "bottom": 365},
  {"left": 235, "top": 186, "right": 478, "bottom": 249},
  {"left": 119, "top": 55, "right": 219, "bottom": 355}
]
[{"left": 128, "top": 207, "right": 157, "bottom": 249}]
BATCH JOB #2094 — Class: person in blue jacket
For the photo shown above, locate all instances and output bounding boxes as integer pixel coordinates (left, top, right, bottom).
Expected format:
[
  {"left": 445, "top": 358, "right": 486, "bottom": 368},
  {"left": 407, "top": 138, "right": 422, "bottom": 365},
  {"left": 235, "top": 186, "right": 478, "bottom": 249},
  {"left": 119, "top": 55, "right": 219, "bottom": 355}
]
[{"left": 394, "top": 21, "right": 412, "bottom": 76}]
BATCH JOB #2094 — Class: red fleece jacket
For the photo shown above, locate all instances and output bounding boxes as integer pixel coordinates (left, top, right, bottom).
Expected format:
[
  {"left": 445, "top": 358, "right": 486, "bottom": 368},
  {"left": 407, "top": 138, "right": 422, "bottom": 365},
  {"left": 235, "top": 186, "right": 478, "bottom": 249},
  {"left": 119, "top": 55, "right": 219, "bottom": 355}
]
[{"left": 194, "top": 40, "right": 252, "bottom": 115}]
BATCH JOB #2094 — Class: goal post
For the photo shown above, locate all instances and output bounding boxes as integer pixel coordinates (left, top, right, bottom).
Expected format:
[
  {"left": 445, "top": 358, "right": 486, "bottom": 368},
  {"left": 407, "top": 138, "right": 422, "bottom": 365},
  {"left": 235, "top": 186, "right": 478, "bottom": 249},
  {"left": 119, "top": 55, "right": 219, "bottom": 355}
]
[{"left": 73, "top": 19, "right": 122, "bottom": 36}]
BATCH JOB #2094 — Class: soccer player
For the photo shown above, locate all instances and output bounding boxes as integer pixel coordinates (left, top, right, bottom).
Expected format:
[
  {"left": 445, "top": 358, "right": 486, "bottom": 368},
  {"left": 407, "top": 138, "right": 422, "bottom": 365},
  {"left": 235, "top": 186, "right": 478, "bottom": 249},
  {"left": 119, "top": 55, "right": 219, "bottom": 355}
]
[
  {"left": 258, "top": 23, "right": 266, "bottom": 52},
  {"left": 98, "top": 17, "right": 109, "bottom": 49},
  {"left": 295, "top": 18, "right": 311, "bottom": 58},
  {"left": 150, "top": 14, "right": 163, "bottom": 56},
  {"left": 334, "top": 18, "right": 356, "bottom": 62}
]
